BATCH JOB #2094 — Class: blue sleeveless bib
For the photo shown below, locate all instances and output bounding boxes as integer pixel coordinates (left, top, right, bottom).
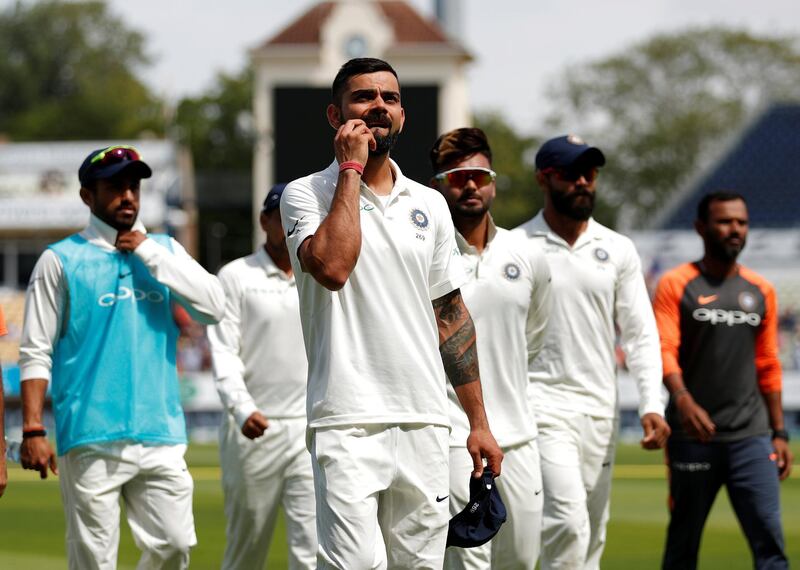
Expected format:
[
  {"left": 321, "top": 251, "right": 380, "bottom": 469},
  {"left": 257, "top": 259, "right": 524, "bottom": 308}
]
[{"left": 49, "top": 234, "right": 186, "bottom": 453}]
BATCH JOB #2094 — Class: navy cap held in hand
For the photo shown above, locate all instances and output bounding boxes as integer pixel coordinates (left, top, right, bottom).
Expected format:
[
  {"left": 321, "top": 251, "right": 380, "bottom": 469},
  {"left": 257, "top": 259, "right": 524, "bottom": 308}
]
[{"left": 446, "top": 467, "right": 507, "bottom": 548}]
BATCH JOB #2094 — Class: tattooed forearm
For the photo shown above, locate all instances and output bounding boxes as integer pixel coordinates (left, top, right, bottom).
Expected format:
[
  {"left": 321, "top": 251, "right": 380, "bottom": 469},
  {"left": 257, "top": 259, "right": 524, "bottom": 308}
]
[
  {"left": 433, "top": 289, "right": 480, "bottom": 387},
  {"left": 440, "top": 319, "right": 480, "bottom": 386}
]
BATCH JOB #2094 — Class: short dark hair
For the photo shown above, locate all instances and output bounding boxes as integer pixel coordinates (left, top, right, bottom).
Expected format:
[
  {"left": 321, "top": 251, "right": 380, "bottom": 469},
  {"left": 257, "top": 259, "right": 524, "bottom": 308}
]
[
  {"left": 429, "top": 127, "right": 493, "bottom": 173},
  {"left": 697, "top": 191, "right": 747, "bottom": 222},
  {"left": 331, "top": 58, "right": 399, "bottom": 107}
]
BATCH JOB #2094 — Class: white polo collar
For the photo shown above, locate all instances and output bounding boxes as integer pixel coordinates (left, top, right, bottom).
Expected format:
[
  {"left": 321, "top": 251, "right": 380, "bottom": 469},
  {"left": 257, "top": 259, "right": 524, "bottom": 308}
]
[
  {"left": 84, "top": 213, "right": 147, "bottom": 250},
  {"left": 455, "top": 214, "right": 498, "bottom": 255},
  {"left": 527, "top": 210, "right": 601, "bottom": 250}
]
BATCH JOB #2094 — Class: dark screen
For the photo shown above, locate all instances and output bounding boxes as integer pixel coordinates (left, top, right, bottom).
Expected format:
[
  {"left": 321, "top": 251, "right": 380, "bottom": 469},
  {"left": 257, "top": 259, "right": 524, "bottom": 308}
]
[{"left": 273, "top": 85, "right": 440, "bottom": 186}]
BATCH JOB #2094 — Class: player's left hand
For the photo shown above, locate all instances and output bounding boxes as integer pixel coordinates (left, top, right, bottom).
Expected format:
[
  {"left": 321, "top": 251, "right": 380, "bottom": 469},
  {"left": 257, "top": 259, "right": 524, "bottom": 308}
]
[
  {"left": 640, "top": 413, "right": 670, "bottom": 450},
  {"left": 466, "top": 427, "right": 503, "bottom": 478},
  {"left": 0, "top": 457, "right": 7, "bottom": 498},
  {"left": 116, "top": 230, "right": 147, "bottom": 252},
  {"left": 772, "top": 437, "right": 793, "bottom": 481},
  {"left": 241, "top": 411, "right": 269, "bottom": 440}
]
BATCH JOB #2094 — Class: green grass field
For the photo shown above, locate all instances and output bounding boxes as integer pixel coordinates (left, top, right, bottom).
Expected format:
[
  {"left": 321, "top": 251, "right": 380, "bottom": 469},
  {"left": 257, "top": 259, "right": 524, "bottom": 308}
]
[{"left": 1, "top": 443, "right": 797, "bottom": 569}]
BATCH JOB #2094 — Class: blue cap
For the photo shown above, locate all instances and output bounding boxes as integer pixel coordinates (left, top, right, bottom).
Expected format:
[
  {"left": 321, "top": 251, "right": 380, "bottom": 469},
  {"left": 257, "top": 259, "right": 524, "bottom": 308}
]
[
  {"left": 446, "top": 467, "right": 507, "bottom": 548},
  {"left": 262, "top": 183, "right": 287, "bottom": 213},
  {"left": 535, "top": 135, "right": 606, "bottom": 170},
  {"left": 78, "top": 146, "right": 152, "bottom": 187}
]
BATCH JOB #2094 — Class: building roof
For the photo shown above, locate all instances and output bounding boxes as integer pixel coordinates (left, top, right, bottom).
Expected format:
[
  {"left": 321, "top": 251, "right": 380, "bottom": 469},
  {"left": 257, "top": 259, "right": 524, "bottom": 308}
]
[
  {"left": 258, "top": 0, "right": 460, "bottom": 50},
  {"left": 658, "top": 103, "right": 800, "bottom": 229},
  {"left": 262, "top": 2, "right": 335, "bottom": 45}
]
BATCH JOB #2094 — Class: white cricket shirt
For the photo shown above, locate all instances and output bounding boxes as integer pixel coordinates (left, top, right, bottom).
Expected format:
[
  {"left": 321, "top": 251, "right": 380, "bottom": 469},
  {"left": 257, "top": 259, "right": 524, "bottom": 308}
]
[
  {"left": 281, "top": 159, "right": 466, "bottom": 429},
  {"left": 207, "top": 248, "right": 308, "bottom": 427},
  {"left": 20, "top": 214, "right": 225, "bottom": 382},
  {"left": 449, "top": 219, "right": 552, "bottom": 448},
  {"left": 515, "top": 212, "right": 664, "bottom": 419}
]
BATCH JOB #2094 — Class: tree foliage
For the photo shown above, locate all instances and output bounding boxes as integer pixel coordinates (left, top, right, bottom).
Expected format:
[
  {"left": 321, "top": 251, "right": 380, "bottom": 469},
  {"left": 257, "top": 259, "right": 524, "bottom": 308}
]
[
  {"left": 474, "top": 112, "right": 541, "bottom": 229},
  {"left": 173, "top": 69, "right": 254, "bottom": 171},
  {"left": 0, "top": 0, "right": 165, "bottom": 140},
  {"left": 545, "top": 27, "right": 800, "bottom": 229}
]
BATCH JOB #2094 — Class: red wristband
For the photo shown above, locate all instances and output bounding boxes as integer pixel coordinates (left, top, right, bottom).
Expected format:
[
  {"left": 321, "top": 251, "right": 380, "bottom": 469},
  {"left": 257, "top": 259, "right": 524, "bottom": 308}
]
[{"left": 339, "top": 161, "right": 364, "bottom": 176}]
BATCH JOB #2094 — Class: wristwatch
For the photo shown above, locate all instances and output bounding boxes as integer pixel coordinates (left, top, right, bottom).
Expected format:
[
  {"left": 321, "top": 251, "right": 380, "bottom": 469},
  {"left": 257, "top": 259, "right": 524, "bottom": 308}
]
[{"left": 772, "top": 429, "right": 790, "bottom": 442}]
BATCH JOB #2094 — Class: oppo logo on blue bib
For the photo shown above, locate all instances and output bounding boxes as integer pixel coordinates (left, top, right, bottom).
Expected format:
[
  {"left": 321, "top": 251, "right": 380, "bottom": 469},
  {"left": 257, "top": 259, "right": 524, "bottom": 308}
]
[{"left": 98, "top": 287, "right": 165, "bottom": 307}]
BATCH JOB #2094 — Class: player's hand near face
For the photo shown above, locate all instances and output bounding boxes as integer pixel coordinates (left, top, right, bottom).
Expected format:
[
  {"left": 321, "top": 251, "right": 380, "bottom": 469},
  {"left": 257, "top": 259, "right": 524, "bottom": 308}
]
[
  {"left": 675, "top": 392, "right": 716, "bottom": 442},
  {"left": 116, "top": 230, "right": 147, "bottom": 252},
  {"left": 640, "top": 412, "right": 670, "bottom": 450},
  {"left": 333, "top": 119, "right": 376, "bottom": 167},
  {"left": 241, "top": 411, "right": 269, "bottom": 440}
]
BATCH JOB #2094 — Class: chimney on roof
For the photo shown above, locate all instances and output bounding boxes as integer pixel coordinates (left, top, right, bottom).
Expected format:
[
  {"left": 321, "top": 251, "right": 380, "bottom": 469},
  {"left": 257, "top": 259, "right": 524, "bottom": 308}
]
[{"left": 434, "top": 0, "right": 463, "bottom": 39}]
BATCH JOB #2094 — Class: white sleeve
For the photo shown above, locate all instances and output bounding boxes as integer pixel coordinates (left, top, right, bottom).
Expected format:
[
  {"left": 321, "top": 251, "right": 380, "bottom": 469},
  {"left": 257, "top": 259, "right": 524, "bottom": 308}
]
[
  {"left": 206, "top": 265, "right": 258, "bottom": 428},
  {"left": 134, "top": 237, "right": 225, "bottom": 325},
  {"left": 526, "top": 245, "right": 552, "bottom": 362},
  {"left": 428, "top": 193, "right": 467, "bottom": 300},
  {"left": 615, "top": 239, "right": 665, "bottom": 417},
  {"left": 281, "top": 180, "right": 327, "bottom": 270},
  {"left": 19, "top": 250, "right": 65, "bottom": 382}
]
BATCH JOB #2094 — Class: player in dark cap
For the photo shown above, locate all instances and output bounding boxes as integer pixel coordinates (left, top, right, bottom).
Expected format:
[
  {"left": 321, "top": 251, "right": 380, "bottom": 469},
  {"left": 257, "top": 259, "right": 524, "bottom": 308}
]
[
  {"left": 208, "top": 183, "right": 317, "bottom": 570},
  {"left": 515, "top": 135, "right": 670, "bottom": 569},
  {"left": 19, "top": 144, "right": 225, "bottom": 569}
]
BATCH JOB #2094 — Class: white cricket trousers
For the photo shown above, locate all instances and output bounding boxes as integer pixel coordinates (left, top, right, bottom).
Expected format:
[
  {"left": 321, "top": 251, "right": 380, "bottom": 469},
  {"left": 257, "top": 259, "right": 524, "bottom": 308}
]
[
  {"left": 59, "top": 442, "right": 196, "bottom": 570},
  {"left": 535, "top": 408, "right": 617, "bottom": 570},
  {"left": 444, "top": 438, "right": 544, "bottom": 570},
  {"left": 219, "top": 416, "right": 316, "bottom": 570},
  {"left": 311, "top": 423, "right": 451, "bottom": 570}
]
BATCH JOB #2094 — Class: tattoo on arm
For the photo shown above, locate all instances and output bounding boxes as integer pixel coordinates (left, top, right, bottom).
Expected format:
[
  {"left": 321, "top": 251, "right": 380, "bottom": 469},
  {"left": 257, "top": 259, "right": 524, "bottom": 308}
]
[{"left": 433, "top": 289, "right": 480, "bottom": 387}]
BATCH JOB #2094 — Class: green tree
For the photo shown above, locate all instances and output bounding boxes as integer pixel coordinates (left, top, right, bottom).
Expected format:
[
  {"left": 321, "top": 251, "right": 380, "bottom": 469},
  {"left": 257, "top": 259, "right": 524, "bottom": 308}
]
[
  {"left": 475, "top": 112, "right": 542, "bottom": 229},
  {"left": 545, "top": 27, "right": 800, "bottom": 229},
  {"left": 173, "top": 69, "right": 254, "bottom": 170},
  {"left": 0, "top": 1, "right": 164, "bottom": 140}
]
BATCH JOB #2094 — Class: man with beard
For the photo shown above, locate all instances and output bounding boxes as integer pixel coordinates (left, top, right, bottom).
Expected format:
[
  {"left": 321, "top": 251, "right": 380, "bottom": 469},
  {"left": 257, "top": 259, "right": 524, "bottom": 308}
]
[
  {"left": 280, "top": 58, "right": 503, "bottom": 569},
  {"left": 430, "top": 127, "right": 551, "bottom": 569},
  {"left": 208, "top": 183, "right": 316, "bottom": 570},
  {"left": 18, "top": 145, "right": 225, "bottom": 569},
  {"left": 515, "top": 135, "right": 669, "bottom": 569},
  {"left": 653, "top": 192, "right": 791, "bottom": 569}
]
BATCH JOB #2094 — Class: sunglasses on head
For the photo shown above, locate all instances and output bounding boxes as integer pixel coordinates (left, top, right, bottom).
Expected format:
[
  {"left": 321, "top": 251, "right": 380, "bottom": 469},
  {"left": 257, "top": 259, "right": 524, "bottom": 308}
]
[
  {"left": 90, "top": 145, "right": 142, "bottom": 166},
  {"left": 434, "top": 167, "right": 497, "bottom": 188},
  {"left": 540, "top": 166, "right": 598, "bottom": 183}
]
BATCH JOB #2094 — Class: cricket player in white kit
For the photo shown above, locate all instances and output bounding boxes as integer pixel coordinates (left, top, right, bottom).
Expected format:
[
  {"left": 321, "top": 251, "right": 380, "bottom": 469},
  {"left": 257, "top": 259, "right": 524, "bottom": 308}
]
[
  {"left": 208, "top": 183, "right": 316, "bottom": 570},
  {"left": 19, "top": 145, "right": 225, "bottom": 569},
  {"left": 515, "top": 135, "right": 670, "bottom": 569},
  {"left": 280, "top": 58, "right": 503, "bottom": 570},
  {"left": 431, "top": 128, "right": 552, "bottom": 570}
]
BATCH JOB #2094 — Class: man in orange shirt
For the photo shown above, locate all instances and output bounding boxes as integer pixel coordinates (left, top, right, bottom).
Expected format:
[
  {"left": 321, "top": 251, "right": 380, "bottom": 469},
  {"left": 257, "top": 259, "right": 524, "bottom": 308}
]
[{"left": 653, "top": 192, "right": 792, "bottom": 569}]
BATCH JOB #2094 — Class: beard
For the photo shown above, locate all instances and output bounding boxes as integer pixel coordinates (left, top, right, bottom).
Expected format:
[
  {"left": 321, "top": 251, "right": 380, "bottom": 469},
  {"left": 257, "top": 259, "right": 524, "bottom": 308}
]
[
  {"left": 550, "top": 187, "right": 595, "bottom": 221},
  {"left": 707, "top": 233, "right": 746, "bottom": 262},
  {"left": 370, "top": 130, "right": 401, "bottom": 156},
  {"left": 361, "top": 109, "right": 401, "bottom": 156},
  {"left": 452, "top": 199, "right": 491, "bottom": 219}
]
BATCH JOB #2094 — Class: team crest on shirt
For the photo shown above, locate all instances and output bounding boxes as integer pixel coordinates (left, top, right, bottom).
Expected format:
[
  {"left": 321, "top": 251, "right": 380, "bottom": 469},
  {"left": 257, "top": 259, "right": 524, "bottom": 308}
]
[
  {"left": 738, "top": 291, "right": 757, "bottom": 311},
  {"left": 593, "top": 247, "right": 610, "bottom": 262},
  {"left": 502, "top": 263, "right": 522, "bottom": 281},
  {"left": 410, "top": 208, "right": 430, "bottom": 230}
]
